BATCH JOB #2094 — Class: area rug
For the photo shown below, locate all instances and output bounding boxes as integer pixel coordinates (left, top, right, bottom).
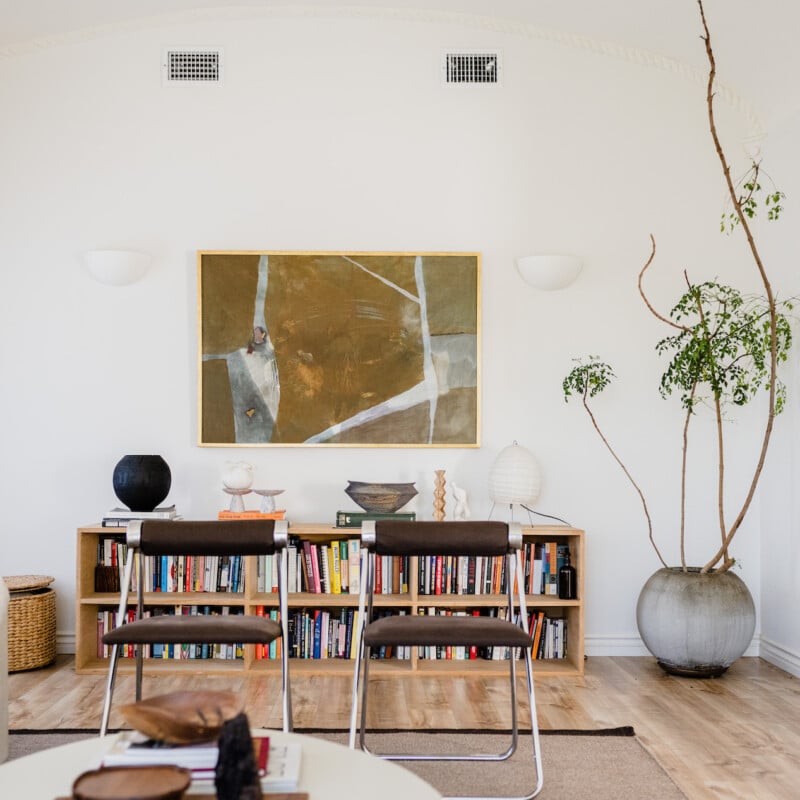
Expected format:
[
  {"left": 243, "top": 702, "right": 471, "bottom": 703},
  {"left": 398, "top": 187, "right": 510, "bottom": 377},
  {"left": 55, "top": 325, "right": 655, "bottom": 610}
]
[{"left": 8, "top": 729, "right": 686, "bottom": 799}]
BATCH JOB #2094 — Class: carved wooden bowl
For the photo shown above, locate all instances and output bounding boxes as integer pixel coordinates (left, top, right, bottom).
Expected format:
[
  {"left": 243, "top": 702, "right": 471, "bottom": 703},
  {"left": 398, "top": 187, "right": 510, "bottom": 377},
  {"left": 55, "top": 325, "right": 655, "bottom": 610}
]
[
  {"left": 118, "top": 690, "right": 243, "bottom": 744},
  {"left": 345, "top": 481, "right": 418, "bottom": 513}
]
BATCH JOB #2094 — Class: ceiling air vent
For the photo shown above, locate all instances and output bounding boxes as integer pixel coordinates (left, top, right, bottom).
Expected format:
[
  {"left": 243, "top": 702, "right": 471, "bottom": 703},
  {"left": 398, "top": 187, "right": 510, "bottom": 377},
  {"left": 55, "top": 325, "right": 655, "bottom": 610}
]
[
  {"left": 162, "top": 49, "right": 223, "bottom": 84},
  {"left": 442, "top": 51, "right": 502, "bottom": 85}
]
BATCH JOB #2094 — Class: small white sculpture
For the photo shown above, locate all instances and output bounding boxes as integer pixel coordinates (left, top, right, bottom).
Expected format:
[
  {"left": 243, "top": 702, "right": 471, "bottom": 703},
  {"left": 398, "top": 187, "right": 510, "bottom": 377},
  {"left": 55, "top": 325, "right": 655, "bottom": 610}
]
[
  {"left": 222, "top": 462, "right": 254, "bottom": 512},
  {"left": 452, "top": 482, "right": 470, "bottom": 520},
  {"left": 222, "top": 461, "right": 254, "bottom": 490}
]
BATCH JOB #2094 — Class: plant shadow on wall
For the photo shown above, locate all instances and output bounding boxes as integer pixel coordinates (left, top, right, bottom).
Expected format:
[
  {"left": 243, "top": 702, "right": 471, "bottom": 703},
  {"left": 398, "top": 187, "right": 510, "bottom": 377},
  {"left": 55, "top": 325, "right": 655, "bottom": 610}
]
[{"left": 562, "top": 0, "right": 795, "bottom": 678}]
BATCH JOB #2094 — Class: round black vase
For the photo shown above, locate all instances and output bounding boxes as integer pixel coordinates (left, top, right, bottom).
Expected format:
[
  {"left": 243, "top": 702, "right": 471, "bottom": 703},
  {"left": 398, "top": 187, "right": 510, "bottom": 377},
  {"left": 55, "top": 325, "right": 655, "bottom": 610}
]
[{"left": 112, "top": 454, "right": 172, "bottom": 511}]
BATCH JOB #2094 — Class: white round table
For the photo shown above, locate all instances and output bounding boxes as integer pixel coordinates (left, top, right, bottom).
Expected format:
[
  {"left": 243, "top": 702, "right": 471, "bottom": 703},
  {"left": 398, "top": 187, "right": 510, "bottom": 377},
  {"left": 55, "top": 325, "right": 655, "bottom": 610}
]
[{"left": 0, "top": 729, "right": 442, "bottom": 799}]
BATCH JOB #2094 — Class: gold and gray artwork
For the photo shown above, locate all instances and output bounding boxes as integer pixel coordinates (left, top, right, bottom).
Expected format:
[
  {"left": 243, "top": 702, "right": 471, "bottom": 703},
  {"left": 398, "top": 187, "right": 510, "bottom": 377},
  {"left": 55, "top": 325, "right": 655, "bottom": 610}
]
[{"left": 200, "top": 252, "right": 479, "bottom": 446}]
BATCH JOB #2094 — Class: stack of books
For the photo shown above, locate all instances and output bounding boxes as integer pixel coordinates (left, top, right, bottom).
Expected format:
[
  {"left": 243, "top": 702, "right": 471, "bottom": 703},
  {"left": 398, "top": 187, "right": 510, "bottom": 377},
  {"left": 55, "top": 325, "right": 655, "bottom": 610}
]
[
  {"left": 101, "top": 731, "right": 302, "bottom": 793},
  {"left": 335, "top": 511, "right": 415, "bottom": 528},
  {"left": 102, "top": 505, "right": 180, "bottom": 527}
]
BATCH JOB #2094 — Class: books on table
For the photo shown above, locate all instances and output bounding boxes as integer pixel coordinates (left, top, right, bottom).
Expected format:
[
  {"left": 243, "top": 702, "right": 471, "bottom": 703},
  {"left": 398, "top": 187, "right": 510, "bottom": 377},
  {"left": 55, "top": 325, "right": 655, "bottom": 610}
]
[
  {"left": 101, "top": 731, "right": 301, "bottom": 792},
  {"left": 217, "top": 509, "right": 286, "bottom": 520},
  {"left": 335, "top": 511, "right": 415, "bottom": 528},
  {"left": 188, "top": 740, "right": 301, "bottom": 795}
]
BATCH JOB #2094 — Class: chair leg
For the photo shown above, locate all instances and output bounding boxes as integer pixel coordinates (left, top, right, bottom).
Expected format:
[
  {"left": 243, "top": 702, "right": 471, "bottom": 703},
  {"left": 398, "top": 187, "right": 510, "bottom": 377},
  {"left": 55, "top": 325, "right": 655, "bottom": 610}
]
[
  {"left": 135, "top": 644, "right": 143, "bottom": 702},
  {"left": 100, "top": 644, "right": 121, "bottom": 736},
  {"left": 280, "top": 639, "right": 293, "bottom": 732},
  {"left": 348, "top": 633, "right": 365, "bottom": 748},
  {"left": 358, "top": 650, "right": 516, "bottom": 763},
  {"left": 349, "top": 547, "right": 370, "bottom": 749},
  {"left": 357, "top": 646, "right": 372, "bottom": 752},
  {"left": 360, "top": 650, "right": 543, "bottom": 799},
  {"left": 278, "top": 548, "right": 293, "bottom": 732},
  {"left": 522, "top": 649, "right": 544, "bottom": 799}
]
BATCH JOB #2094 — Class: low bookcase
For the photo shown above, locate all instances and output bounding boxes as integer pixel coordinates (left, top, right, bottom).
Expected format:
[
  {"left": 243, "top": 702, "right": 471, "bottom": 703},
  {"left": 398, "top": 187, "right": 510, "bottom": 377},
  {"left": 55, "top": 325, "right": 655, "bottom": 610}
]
[{"left": 75, "top": 523, "right": 584, "bottom": 677}]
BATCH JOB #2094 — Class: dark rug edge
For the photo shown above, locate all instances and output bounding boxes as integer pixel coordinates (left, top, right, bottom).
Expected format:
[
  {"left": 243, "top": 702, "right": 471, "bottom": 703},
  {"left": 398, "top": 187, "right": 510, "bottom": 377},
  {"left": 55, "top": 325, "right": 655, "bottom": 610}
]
[{"left": 9, "top": 726, "right": 635, "bottom": 737}]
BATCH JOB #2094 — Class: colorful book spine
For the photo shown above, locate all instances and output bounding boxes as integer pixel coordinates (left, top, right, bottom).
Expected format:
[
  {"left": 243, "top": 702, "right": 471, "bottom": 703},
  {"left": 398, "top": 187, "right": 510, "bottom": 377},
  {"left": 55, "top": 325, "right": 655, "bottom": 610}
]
[{"left": 330, "top": 541, "right": 341, "bottom": 594}]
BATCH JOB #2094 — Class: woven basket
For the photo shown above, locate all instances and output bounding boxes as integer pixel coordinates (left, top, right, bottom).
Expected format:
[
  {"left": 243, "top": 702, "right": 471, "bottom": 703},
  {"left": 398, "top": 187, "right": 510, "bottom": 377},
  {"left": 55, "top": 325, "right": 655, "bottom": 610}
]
[{"left": 3, "top": 575, "right": 57, "bottom": 672}]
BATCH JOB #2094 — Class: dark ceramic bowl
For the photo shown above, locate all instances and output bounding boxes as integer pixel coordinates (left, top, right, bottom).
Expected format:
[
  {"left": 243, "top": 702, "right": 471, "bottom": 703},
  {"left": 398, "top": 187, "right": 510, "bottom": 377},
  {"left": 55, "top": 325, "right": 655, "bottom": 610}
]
[{"left": 345, "top": 481, "right": 418, "bottom": 513}]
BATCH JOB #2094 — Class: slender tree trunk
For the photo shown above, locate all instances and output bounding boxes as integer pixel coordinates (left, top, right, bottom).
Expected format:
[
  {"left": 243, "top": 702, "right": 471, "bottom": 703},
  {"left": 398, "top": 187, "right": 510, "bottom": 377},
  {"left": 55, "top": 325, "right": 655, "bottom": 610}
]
[
  {"left": 679, "top": 386, "right": 698, "bottom": 571},
  {"left": 698, "top": 0, "right": 777, "bottom": 573}
]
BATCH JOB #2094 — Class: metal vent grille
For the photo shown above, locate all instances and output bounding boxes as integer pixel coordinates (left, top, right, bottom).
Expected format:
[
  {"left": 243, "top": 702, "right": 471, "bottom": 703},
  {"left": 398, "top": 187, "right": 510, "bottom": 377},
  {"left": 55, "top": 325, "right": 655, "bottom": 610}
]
[
  {"left": 443, "top": 52, "right": 501, "bottom": 84},
  {"left": 162, "top": 49, "right": 222, "bottom": 83}
]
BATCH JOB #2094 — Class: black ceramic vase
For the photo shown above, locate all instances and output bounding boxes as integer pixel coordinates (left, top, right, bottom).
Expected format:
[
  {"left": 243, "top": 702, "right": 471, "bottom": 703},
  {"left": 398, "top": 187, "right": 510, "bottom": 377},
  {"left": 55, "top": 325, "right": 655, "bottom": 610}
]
[{"left": 112, "top": 454, "right": 172, "bottom": 511}]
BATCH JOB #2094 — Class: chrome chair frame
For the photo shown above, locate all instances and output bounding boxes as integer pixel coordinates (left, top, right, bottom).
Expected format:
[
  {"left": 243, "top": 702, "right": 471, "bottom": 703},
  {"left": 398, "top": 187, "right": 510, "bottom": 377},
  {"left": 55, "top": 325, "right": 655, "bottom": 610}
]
[
  {"left": 349, "top": 520, "right": 543, "bottom": 800},
  {"left": 100, "top": 518, "right": 292, "bottom": 735}
]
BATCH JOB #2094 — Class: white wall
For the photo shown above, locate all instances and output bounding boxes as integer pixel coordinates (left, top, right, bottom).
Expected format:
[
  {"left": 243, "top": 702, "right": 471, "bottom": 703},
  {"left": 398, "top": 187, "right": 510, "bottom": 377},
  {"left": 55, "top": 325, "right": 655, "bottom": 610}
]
[
  {"left": 757, "top": 111, "right": 800, "bottom": 676},
  {"left": 0, "top": 9, "right": 789, "bottom": 661}
]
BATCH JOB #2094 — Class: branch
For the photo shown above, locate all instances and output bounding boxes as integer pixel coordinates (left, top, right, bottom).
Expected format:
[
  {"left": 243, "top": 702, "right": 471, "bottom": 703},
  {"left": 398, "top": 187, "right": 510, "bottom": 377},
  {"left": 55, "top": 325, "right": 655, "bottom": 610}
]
[
  {"left": 689, "top": 274, "right": 730, "bottom": 562},
  {"left": 679, "top": 388, "right": 695, "bottom": 571},
  {"left": 581, "top": 390, "right": 668, "bottom": 568},
  {"left": 698, "top": 0, "right": 777, "bottom": 573},
  {"left": 638, "top": 235, "right": 689, "bottom": 332}
]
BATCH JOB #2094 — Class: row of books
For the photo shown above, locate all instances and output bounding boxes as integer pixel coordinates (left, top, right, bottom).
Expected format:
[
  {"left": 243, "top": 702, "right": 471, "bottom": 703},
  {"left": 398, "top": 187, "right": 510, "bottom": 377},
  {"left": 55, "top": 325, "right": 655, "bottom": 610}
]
[
  {"left": 256, "top": 538, "right": 409, "bottom": 596},
  {"left": 97, "top": 604, "right": 567, "bottom": 661},
  {"left": 413, "top": 608, "right": 567, "bottom": 661},
  {"left": 285, "top": 607, "right": 364, "bottom": 661},
  {"left": 417, "top": 542, "right": 571, "bottom": 597},
  {"left": 278, "top": 607, "right": 567, "bottom": 662},
  {"left": 97, "top": 535, "right": 245, "bottom": 593},
  {"left": 97, "top": 606, "right": 246, "bottom": 660},
  {"left": 254, "top": 537, "right": 363, "bottom": 595},
  {"left": 96, "top": 533, "right": 573, "bottom": 600},
  {"left": 97, "top": 534, "right": 401, "bottom": 597}
]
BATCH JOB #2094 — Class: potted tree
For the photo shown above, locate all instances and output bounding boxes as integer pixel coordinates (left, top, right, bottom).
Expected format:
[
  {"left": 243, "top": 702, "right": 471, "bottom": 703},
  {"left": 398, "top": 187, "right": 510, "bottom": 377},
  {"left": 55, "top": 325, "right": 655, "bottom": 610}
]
[{"left": 562, "top": 0, "right": 794, "bottom": 676}]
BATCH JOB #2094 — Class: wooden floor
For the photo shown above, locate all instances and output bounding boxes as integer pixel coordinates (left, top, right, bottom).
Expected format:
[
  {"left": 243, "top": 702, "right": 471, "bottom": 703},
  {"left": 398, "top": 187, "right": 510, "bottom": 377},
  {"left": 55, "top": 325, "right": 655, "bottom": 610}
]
[{"left": 8, "top": 655, "right": 800, "bottom": 799}]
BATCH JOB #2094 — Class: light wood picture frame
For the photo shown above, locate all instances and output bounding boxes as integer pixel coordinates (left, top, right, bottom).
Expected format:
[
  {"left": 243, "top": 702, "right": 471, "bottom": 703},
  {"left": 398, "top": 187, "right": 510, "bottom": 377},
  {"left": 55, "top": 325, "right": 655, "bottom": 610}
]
[{"left": 198, "top": 251, "right": 480, "bottom": 447}]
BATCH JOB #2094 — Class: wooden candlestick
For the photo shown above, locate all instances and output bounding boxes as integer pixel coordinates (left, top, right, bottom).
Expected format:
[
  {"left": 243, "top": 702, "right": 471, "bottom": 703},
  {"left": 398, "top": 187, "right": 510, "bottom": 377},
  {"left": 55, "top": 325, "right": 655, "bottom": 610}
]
[{"left": 433, "top": 469, "right": 446, "bottom": 521}]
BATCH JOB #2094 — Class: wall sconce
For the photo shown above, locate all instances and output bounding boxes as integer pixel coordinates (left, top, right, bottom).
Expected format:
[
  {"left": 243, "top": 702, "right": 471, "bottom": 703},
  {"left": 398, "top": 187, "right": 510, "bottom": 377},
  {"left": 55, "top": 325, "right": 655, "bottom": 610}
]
[
  {"left": 516, "top": 254, "right": 583, "bottom": 291},
  {"left": 84, "top": 249, "right": 152, "bottom": 286},
  {"left": 488, "top": 441, "right": 541, "bottom": 519}
]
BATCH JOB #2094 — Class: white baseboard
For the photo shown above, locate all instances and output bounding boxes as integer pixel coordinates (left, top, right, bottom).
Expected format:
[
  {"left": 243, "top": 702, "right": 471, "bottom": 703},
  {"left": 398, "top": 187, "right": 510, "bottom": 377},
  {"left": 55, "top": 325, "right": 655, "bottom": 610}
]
[
  {"left": 57, "top": 629, "right": 774, "bottom": 667},
  {"left": 586, "top": 634, "right": 761, "bottom": 659},
  {"left": 759, "top": 637, "right": 800, "bottom": 677},
  {"left": 585, "top": 635, "right": 650, "bottom": 657}
]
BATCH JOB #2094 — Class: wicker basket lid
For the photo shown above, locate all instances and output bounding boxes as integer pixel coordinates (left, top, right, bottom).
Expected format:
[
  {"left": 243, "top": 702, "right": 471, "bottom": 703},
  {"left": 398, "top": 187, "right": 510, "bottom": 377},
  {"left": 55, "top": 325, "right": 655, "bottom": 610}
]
[{"left": 3, "top": 574, "right": 55, "bottom": 592}]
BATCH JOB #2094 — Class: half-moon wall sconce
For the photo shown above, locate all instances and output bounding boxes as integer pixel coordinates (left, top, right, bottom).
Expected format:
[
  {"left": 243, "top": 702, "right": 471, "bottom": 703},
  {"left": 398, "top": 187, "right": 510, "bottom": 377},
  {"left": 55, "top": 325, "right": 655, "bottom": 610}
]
[
  {"left": 516, "top": 254, "right": 583, "bottom": 291},
  {"left": 84, "top": 249, "right": 152, "bottom": 286}
]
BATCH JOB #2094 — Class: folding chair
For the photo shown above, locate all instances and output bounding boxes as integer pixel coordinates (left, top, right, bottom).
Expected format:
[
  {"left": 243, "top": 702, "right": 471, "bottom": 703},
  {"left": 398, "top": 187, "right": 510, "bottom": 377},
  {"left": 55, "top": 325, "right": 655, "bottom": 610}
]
[
  {"left": 100, "top": 519, "right": 292, "bottom": 735},
  {"left": 349, "top": 520, "right": 543, "bottom": 800}
]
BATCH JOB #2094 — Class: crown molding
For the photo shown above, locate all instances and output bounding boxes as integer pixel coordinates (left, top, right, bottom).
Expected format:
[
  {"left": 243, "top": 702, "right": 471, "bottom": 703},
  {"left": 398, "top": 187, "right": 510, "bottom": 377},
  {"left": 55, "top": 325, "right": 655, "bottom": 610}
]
[{"left": 0, "top": 4, "right": 763, "bottom": 136}]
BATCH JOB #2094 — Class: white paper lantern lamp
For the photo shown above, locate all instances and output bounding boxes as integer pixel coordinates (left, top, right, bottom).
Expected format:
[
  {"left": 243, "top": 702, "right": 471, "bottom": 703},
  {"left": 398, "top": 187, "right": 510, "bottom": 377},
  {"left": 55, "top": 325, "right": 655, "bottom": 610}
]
[{"left": 488, "top": 441, "right": 541, "bottom": 515}]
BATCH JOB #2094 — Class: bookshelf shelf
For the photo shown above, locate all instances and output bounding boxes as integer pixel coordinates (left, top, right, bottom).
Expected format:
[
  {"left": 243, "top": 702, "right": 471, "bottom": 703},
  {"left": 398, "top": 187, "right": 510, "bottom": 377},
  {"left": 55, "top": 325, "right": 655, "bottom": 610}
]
[{"left": 75, "top": 523, "right": 585, "bottom": 677}]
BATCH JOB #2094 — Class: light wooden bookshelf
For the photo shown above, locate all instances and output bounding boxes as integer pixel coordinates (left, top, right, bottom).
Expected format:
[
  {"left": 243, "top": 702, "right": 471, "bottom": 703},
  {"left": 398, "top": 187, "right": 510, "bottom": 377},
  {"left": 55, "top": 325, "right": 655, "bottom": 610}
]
[{"left": 75, "top": 523, "right": 584, "bottom": 677}]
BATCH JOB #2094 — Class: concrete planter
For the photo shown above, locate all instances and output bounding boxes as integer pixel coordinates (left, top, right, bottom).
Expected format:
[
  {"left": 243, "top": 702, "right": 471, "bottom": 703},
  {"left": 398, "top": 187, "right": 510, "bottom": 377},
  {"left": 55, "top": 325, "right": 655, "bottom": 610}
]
[{"left": 636, "top": 567, "right": 756, "bottom": 677}]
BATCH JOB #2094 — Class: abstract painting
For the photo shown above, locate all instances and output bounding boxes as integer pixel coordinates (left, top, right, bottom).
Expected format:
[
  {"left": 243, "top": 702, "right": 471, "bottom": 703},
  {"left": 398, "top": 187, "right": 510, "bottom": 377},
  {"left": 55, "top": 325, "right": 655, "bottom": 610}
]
[{"left": 198, "top": 251, "right": 480, "bottom": 446}]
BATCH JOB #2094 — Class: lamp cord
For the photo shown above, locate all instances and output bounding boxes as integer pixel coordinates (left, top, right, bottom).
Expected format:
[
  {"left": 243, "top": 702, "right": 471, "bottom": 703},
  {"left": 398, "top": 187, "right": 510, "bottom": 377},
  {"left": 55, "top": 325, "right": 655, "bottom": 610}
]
[
  {"left": 488, "top": 502, "right": 572, "bottom": 527},
  {"left": 520, "top": 505, "right": 572, "bottom": 527}
]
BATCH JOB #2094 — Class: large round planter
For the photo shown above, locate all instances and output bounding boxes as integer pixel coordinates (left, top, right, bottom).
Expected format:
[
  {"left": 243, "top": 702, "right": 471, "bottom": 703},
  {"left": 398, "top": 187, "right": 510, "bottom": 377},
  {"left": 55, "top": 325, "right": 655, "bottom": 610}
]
[
  {"left": 112, "top": 454, "right": 172, "bottom": 511},
  {"left": 636, "top": 567, "right": 755, "bottom": 678}
]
